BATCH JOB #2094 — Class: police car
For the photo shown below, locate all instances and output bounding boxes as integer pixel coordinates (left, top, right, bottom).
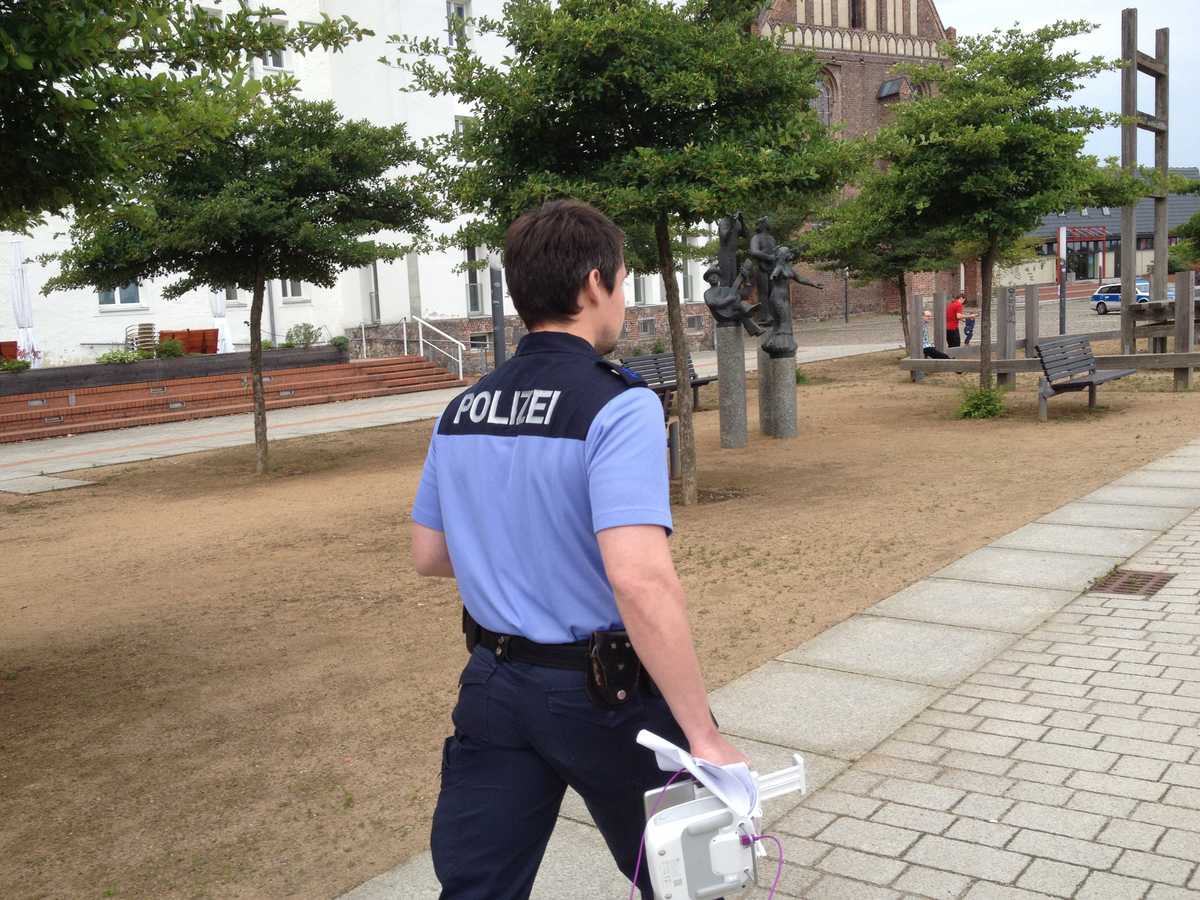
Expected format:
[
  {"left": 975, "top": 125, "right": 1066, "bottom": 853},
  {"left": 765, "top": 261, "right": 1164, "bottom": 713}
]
[{"left": 1090, "top": 279, "right": 1174, "bottom": 315}]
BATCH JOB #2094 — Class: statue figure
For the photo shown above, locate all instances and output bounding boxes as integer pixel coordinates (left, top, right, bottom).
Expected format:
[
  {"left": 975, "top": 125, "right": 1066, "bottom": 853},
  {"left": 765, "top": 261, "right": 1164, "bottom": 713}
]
[
  {"left": 702, "top": 264, "right": 763, "bottom": 336},
  {"left": 747, "top": 216, "right": 778, "bottom": 325},
  {"left": 716, "top": 211, "right": 747, "bottom": 288},
  {"left": 762, "top": 246, "right": 822, "bottom": 357}
]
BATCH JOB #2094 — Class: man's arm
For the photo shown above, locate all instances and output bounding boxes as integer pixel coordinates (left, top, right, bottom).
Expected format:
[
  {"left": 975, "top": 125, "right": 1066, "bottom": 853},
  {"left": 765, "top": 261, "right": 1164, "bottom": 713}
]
[
  {"left": 412, "top": 522, "right": 454, "bottom": 577},
  {"left": 598, "top": 524, "right": 746, "bottom": 766}
]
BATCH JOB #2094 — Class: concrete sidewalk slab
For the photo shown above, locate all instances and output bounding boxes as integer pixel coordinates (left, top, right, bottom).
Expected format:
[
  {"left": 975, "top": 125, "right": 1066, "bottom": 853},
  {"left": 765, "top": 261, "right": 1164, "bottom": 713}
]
[
  {"left": 991, "top": 522, "right": 1159, "bottom": 558},
  {"left": 0, "top": 474, "right": 95, "bottom": 493},
  {"left": 710, "top": 662, "right": 942, "bottom": 758},
  {"left": 1082, "top": 484, "right": 1200, "bottom": 508},
  {"left": 778, "top": 617, "right": 1016, "bottom": 689},
  {"left": 1143, "top": 457, "right": 1200, "bottom": 472},
  {"left": 932, "top": 547, "right": 1122, "bottom": 592},
  {"left": 1116, "top": 469, "right": 1200, "bottom": 489},
  {"left": 1037, "top": 501, "right": 1192, "bottom": 531},
  {"left": 865, "top": 579, "right": 1076, "bottom": 635}
]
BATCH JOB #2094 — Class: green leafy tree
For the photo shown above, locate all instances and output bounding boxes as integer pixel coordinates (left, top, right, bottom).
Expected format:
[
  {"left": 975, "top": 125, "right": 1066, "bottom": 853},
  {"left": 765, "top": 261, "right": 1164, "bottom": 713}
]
[
  {"left": 395, "top": 0, "right": 850, "bottom": 504},
  {"left": 878, "top": 21, "right": 1138, "bottom": 388},
  {"left": 1169, "top": 180, "right": 1200, "bottom": 273},
  {"left": 804, "top": 164, "right": 958, "bottom": 348},
  {"left": 0, "top": 0, "right": 368, "bottom": 232},
  {"left": 45, "top": 84, "right": 443, "bottom": 474}
]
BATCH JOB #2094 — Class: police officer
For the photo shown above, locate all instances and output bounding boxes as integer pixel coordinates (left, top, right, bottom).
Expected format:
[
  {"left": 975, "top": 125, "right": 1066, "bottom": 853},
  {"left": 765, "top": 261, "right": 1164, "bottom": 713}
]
[{"left": 411, "top": 199, "right": 746, "bottom": 899}]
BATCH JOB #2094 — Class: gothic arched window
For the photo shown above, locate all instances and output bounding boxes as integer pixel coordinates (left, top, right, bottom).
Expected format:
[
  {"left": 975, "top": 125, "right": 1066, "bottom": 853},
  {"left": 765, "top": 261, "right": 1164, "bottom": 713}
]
[{"left": 813, "top": 75, "right": 835, "bottom": 127}]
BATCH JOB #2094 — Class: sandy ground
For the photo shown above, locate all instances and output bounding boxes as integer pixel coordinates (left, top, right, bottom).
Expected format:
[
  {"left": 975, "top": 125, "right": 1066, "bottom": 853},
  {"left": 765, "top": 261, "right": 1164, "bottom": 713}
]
[{"left": 3, "top": 348, "right": 1199, "bottom": 900}]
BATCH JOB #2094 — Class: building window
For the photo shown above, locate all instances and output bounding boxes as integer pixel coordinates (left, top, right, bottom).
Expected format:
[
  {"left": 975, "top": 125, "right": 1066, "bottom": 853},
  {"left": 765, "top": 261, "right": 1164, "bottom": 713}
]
[
  {"left": 850, "top": 0, "right": 866, "bottom": 29},
  {"left": 620, "top": 321, "right": 629, "bottom": 337},
  {"left": 813, "top": 75, "right": 834, "bottom": 126},
  {"left": 633, "top": 275, "right": 647, "bottom": 306},
  {"left": 686, "top": 315, "right": 704, "bottom": 332},
  {"left": 453, "top": 116, "right": 474, "bottom": 138},
  {"left": 260, "top": 47, "right": 285, "bottom": 70},
  {"left": 638, "top": 318, "right": 655, "bottom": 337},
  {"left": 99, "top": 282, "right": 140, "bottom": 305},
  {"left": 447, "top": 1, "right": 468, "bottom": 47},
  {"left": 466, "top": 246, "right": 482, "bottom": 314},
  {"left": 469, "top": 332, "right": 491, "bottom": 348},
  {"left": 279, "top": 279, "right": 305, "bottom": 300},
  {"left": 1136, "top": 236, "right": 1154, "bottom": 251},
  {"left": 681, "top": 262, "right": 692, "bottom": 302}
]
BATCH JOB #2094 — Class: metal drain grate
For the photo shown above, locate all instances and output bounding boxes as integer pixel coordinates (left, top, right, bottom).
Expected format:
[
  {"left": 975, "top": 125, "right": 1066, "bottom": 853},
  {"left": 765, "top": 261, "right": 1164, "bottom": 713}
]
[{"left": 1091, "top": 569, "right": 1175, "bottom": 596}]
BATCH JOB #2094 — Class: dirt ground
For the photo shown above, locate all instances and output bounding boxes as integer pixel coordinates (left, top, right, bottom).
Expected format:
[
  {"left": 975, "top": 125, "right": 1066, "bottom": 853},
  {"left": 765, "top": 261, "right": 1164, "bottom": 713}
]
[{"left": 3, "top": 348, "right": 1199, "bottom": 900}]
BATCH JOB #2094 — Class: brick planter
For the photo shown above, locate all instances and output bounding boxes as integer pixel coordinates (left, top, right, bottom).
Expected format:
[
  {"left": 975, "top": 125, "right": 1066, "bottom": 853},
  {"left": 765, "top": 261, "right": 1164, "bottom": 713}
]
[{"left": 0, "top": 346, "right": 348, "bottom": 398}]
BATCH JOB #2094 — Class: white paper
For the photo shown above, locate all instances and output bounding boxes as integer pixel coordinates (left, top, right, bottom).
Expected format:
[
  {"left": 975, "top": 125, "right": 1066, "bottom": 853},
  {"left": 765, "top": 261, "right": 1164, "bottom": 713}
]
[{"left": 637, "top": 729, "right": 759, "bottom": 817}]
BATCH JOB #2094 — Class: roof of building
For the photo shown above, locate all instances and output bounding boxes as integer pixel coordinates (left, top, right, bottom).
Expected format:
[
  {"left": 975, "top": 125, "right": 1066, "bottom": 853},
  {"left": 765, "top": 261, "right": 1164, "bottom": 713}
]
[{"left": 1029, "top": 187, "right": 1200, "bottom": 239}]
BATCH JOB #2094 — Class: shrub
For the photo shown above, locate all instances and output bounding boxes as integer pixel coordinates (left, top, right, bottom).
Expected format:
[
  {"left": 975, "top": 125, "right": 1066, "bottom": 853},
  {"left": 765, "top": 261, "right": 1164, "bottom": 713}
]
[
  {"left": 261, "top": 339, "right": 274, "bottom": 350},
  {"left": 330, "top": 335, "right": 350, "bottom": 351},
  {"left": 137, "top": 349, "right": 156, "bottom": 360},
  {"left": 285, "top": 322, "right": 322, "bottom": 349},
  {"left": 96, "top": 349, "right": 144, "bottom": 364},
  {"left": 795, "top": 369, "right": 810, "bottom": 385},
  {"left": 281, "top": 340, "right": 296, "bottom": 349},
  {"left": 0, "top": 358, "right": 31, "bottom": 373},
  {"left": 157, "top": 338, "right": 184, "bottom": 358},
  {"left": 957, "top": 386, "right": 1005, "bottom": 419},
  {"left": 651, "top": 339, "right": 666, "bottom": 354}
]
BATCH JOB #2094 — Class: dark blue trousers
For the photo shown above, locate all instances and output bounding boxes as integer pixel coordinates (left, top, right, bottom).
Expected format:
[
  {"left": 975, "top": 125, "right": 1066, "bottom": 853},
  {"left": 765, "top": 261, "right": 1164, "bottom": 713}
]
[{"left": 431, "top": 646, "right": 688, "bottom": 900}]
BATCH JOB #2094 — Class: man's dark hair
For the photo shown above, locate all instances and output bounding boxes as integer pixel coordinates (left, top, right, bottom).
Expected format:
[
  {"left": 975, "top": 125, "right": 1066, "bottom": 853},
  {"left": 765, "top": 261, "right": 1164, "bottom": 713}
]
[{"left": 502, "top": 200, "right": 625, "bottom": 329}]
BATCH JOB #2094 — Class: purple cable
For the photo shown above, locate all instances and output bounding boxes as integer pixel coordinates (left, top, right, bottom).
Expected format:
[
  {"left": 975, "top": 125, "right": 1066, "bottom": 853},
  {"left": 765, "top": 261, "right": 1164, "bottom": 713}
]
[
  {"left": 748, "top": 833, "right": 786, "bottom": 900},
  {"left": 628, "top": 768, "right": 687, "bottom": 900}
]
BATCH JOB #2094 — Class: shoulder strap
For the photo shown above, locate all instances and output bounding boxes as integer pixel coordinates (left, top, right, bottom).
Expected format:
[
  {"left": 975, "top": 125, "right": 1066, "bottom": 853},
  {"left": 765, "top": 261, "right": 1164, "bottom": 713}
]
[{"left": 596, "top": 358, "right": 649, "bottom": 388}]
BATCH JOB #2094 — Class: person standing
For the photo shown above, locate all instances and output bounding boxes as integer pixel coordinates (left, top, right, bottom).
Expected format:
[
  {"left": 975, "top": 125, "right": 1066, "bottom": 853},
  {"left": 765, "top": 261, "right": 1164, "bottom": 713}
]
[
  {"left": 945, "top": 291, "right": 967, "bottom": 348},
  {"left": 411, "top": 199, "right": 746, "bottom": 900}
]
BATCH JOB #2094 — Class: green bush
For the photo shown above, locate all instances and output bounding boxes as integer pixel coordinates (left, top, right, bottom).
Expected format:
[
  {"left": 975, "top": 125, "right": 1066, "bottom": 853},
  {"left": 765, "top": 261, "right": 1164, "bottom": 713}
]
[
  {"left": 285, "top": 322, "right": 322, "bottom": 349},
  {"left": 0, "top": 358, "right": 31, "bottom": 373},
  {"left": 957, "top": 386, "right": 1006, "bottom": 420},
  {"left": 330, "top": 335, "right": 350, "bottom": 351},
  {"left": 795, "top": 369, "right": 810, "bottom": 385},
  {"left": 261, "top": 339, "right": 274, "bottom": 350},
  {"left": 156, "top": 338, "right": 184, "bottom": 358},
  {"left": 96, "top": 349, "right": 144, "bottom": 364},
  {"left": 137, "top": 349, "right": 156, "bottom": 360},
  {"left": 281, "top": 340, "right": 296, "bottom": 349},
  {"left": 651, "top": 339, "right": 666, "bottom": 354}
]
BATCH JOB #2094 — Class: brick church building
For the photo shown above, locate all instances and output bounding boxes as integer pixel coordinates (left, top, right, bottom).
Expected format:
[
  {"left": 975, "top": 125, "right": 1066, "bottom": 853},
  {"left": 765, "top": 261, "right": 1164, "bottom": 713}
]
[{"left": 760, "top": 0, "right": 955, "bottom": 320}]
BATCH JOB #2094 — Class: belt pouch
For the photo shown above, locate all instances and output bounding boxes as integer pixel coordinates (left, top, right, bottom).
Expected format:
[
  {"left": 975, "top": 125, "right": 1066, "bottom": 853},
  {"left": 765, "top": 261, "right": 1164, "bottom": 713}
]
[{"left": 585, "top": 630, "right": 642, "bottom": 708}]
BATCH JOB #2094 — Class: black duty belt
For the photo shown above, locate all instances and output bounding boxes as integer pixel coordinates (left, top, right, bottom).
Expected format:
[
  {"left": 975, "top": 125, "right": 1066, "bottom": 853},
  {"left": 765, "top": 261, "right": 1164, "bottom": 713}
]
[{"left": 464, "top": 610, "right": 590, "bottom": 671}]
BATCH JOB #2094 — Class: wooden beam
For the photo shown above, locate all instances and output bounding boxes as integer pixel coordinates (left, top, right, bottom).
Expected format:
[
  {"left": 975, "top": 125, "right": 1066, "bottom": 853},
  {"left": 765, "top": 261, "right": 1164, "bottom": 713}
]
[
  {"left": 1136, "top": 51, "right": 1166, "bottom": 78},
  {"left": 1136, "top": 112, "right": 1167, "bottom": 134}
]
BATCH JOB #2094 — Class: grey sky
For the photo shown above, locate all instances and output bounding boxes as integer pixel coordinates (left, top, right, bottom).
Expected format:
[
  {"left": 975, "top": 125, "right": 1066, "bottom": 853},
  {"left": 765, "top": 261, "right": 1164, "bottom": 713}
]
[{"left": 934, "top": 1, "right": 1197, "bottom": 169}]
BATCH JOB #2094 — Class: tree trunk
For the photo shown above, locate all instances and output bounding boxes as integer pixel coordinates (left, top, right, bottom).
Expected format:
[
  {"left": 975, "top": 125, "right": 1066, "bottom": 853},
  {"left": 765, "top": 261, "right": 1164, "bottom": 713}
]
[
  {"left": 897, "top": 275, "right": 910, "bottom": 348},
  {"left": 979, "top": 246, "right": 996, "bottom": 391},
  {"left": 250, "top": 267, "right": 270, "bottom": 475},
  {"left": 655, "top": 214, "right": 697, "bottom": 506}
]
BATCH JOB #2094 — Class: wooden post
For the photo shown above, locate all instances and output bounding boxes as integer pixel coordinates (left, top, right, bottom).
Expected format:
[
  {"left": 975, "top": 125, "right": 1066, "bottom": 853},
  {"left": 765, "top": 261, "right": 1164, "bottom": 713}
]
[
  {"left": 1177, "top": 270, "right": 1195, "bottom": 391},
  {"left": 1120, "top": 8, "right": 1138, "bottom": 355},
  {"left": 908, "top": 292, "right": 924, "bottom": 383},
  {"left": 933, "top": 292, "right": 947, "bottom": 352},
  {"left": 1152, "top": 27, "right": 1169, "bottom": 305},
  {"left": 1024, "top": 284, "right": 1040, "bottom": 358},
  {"left": 996, "top": 286, "right": 1016, "bottom": 388}
]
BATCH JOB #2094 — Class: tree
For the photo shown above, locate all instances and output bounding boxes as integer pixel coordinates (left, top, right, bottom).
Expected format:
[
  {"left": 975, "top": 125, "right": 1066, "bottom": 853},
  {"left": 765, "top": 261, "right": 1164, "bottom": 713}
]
[
  {"left": 803, "top": 165, "right": 958, "bottom": 348},
  {"left": 0, "top": 0, "right": 368, "bottom": 232},
  {"left": 395, "top": 0, "right": 850, "bottom": 504},
  {"left": 1169, "top": 180, "right": 1200, "bottom": 273},
  {"left": 44, "top": 83, "right": 443, "bottom": 474},
  {"left": 877, "top": 21, "right": 1135, "bottom": 389}
]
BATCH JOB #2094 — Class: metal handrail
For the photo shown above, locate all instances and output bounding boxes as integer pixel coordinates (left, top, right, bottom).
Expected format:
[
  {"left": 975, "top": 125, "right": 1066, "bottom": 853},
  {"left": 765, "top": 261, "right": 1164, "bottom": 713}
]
[{"left": 414, "top": 316, "right": 465, "bottom": 380}]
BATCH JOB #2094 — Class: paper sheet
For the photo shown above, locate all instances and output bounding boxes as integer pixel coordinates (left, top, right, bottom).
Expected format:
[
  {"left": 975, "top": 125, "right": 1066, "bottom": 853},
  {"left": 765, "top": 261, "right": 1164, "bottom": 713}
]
[{"left": 637, "top": 729, "right": 759, "bottom": 817}]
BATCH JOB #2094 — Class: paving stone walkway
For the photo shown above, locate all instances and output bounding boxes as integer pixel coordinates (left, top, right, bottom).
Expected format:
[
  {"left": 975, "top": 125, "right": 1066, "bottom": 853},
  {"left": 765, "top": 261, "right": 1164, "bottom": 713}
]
[{"left": 342, "top": 437, "right": 1200, "bottom": 900}]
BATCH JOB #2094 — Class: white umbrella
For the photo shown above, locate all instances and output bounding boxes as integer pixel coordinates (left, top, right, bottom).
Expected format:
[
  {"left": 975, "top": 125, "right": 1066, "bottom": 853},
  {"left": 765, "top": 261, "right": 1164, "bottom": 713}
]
[
  {"left": 9, "top": 241, "right": 41, "bottom": 368},
  {"left": 209, "top": 287, "right": 233, "bottom": 353}
]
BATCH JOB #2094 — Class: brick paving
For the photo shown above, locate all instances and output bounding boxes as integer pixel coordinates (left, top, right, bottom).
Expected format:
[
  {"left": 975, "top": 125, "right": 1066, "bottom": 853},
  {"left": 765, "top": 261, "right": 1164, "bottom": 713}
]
[{"left": 764, "top": 510, "right": 1200, "bottom": 899}]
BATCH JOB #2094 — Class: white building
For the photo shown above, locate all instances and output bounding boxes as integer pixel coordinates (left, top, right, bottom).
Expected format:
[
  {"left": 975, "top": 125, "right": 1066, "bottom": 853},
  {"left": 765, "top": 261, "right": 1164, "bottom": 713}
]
[{"left": 1, "top": 0, "right": 695, "bottom": 367}]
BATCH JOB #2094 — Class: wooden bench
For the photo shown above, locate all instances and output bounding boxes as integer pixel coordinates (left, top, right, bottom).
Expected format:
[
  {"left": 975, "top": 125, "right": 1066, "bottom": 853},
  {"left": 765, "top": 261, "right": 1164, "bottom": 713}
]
[
  {"left": 620, "top": 351, "right": 716, "bottom": 416},
  {"left": 1035, "top": 335, "right": 1135, "bottom": 421}
]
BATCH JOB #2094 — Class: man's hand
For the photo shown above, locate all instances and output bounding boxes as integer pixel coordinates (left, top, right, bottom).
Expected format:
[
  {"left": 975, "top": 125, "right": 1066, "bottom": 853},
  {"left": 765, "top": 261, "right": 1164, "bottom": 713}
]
[{"left": 687, "top": 732, "right": 749, "bottom": 768}]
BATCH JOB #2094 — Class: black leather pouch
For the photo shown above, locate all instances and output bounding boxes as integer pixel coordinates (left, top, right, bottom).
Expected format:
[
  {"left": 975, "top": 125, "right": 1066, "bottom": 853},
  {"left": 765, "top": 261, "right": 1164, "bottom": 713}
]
[{"left": 585, "top": 630, "right": 642, "bottom": 708}]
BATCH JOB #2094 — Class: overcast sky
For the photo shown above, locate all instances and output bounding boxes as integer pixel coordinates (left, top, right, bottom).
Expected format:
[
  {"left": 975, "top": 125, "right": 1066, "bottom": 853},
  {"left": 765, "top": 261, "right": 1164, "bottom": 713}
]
[{"left": 934, "top": 1, "right": 1198, "bottom": 169}]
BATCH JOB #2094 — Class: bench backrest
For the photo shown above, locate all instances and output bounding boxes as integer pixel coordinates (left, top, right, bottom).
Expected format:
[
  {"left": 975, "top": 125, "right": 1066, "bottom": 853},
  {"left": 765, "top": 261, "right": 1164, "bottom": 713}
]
[
  {"left": 1035, "top": 335, "right": 1097, "bottom": 383},
  {"left": 620, "top": 351, "right": 699, "bottom": 388}
]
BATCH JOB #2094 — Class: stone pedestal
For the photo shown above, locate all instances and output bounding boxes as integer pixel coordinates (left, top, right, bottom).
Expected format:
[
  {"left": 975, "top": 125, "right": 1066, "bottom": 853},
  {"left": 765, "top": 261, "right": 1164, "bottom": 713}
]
[
  {"left": 762, "top": 353, "right": 797, "bottom": 438},
  {"left": 716, "top": 324, "right": 747, "bottom": 448},
  {"left": 757, "top": 344, "right": 771, "bottom": 434}
]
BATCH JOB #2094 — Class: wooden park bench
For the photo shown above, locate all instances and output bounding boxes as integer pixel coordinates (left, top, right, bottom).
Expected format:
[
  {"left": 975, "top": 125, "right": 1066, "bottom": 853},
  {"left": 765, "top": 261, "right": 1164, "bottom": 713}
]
[
  {"left": 620, "top": 351, "right": 716, "bottom": 417},
  {"left": 1035, "top": 335, "right": 1135, "bottom": 422}
]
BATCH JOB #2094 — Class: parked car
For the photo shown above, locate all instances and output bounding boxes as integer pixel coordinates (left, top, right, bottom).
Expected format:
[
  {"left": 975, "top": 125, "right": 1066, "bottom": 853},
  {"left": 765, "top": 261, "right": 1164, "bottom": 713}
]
[{"left": 1089, "top": 278, "right": 1173, "bottom": 314}]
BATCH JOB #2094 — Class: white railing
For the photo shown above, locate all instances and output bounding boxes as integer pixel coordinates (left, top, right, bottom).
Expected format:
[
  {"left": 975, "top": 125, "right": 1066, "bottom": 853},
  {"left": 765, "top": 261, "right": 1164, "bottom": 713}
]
[{"left": 414, "top": 316, "right": 465, "bottom": 380}]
